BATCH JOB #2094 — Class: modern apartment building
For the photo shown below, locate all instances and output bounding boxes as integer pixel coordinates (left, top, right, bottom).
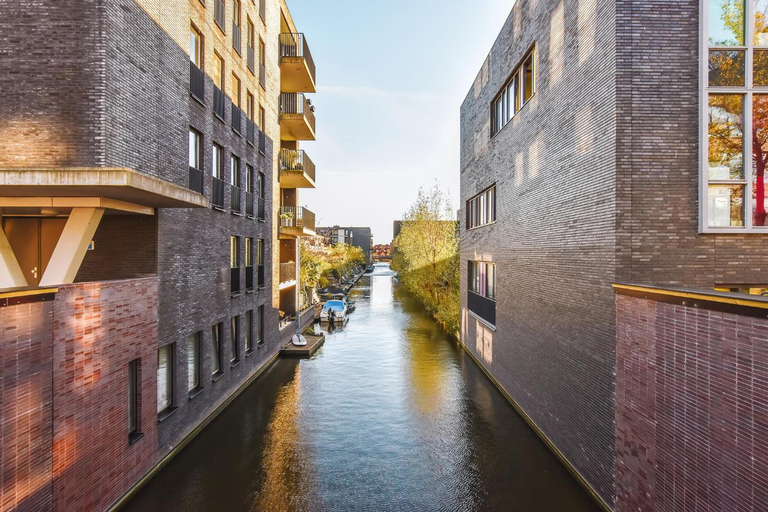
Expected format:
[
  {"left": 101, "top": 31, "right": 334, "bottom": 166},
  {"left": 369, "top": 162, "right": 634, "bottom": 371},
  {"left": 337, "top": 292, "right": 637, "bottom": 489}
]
[
  {"left": 317, "top": 225, "right": 374, "bottom": 264},
  {"left": 461, "top": 1, "right": 768, "bottom": 510},
  {"left": 0, "top": 0, "right": 317, "bottom": 510}
]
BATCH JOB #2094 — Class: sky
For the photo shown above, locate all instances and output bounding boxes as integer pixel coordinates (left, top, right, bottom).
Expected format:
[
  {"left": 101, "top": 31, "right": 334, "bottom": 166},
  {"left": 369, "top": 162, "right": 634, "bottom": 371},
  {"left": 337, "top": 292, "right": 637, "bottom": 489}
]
[{"left": 286, "top": 0, "right": 514, "bottom": 244}]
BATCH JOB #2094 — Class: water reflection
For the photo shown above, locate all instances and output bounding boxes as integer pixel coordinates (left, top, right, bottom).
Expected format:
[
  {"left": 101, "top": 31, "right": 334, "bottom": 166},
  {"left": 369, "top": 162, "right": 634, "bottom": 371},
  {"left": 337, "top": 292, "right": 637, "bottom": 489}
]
[{"left": 124, "top": 264, "right": 599, "bottom": 512}]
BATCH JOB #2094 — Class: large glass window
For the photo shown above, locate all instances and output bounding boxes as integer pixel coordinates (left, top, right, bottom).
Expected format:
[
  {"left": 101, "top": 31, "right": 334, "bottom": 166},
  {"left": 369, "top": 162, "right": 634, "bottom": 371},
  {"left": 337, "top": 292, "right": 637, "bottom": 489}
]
[
  {"left": 230, "top": 316, "right": 240, "bottom": 363},
  {"left": 212, "top": 323, "right": 223, "bottom": 375},
  {"left": 214, "top": 52, "right": 224, "bottom": 90},
  {"left": 467, "top": 185, "right": 496, "bottom": 229},
  {"left": 187, "top": 332, "right": 201, "bottom": 393},
  {"left": 189, "top": 129, "right": 202, "bottom": 170},
  {"left": 212, "top": 143, "right": 223, "bottom": 179},
  {"left": 705, "top": 0, "right": 768, "bottom": 229},
  {"left": 491, "top": 47, "right": 536, "bottom": 136},
  {"left": 190, "top": 26, "right": 203, "bottom": 68},
  {"left": 468, "top": 261, "right": 496, "bottom": 300},
  {"left": 230, "top": 155, "right": 240, "bottom": 187},
  {"left": 157, "top": 345, "right": 174, "bottom": 414}
]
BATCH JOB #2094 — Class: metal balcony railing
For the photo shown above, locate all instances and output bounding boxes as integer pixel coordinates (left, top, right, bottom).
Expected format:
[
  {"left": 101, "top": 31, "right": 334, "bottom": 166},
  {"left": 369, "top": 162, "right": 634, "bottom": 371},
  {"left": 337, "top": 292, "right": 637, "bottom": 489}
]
[
  {"left": 257, "top": 197, "right": 265, "bottom": 220},
  {"left": 212, "top": 177, "right": 225, "bottom": 210},
  {"left": 213, "top": 86, "right": 226, "bottom": 120},
  {"left": 245, "top": 191, "right": 254, "bottom": 218},
  {"left": 468, "top": 291, "right": 496, "bottom": 326},
  {"left": 231, "top": 267, "right": 241, "bottom": 294},
  {"left": 231, "top": 104, "right": 242, "bottom": 134},
  {"left": 189, "top": 62, "right": 205, "bottom": 103},
  {"left": 280, "top": 262, "right": 296, "bottom": 283},
  {"left": 231, "top": 186, "right": 241, "bottom": 214},
  {"left": 257, "top": 264, "right": 265, "bottom": 287},
  {"left": 245, "top": 266, "right": 254, "bottom": 291},
  {"left": 258, "top": 129, "right": 266, "bottom": 154},
  {"left": 189, "top": 166, "right": 204, "bottom": 194},
  {"left": 247, "top": 119, "right": 256, "bottom": 146},
  {"left": 280, "top": 93, "right": 315, "bottom": 133},
  {"left": 279, "top": 206, "right": 315, "bottom": 231},
  {"left": 279, "top": 33, "right": 316, "bottom": 85},
  {"left": 214, "top": 0, "right": 225, "bottom": 31},
  {"left": 232, "top": 23, "right": 242, "bottom": 54},
  {"left": 247, "top": 46, "right": 255, "bottom": 73},
  {"left": 280, "top": 149, "right": 315, "bottom": 183}
]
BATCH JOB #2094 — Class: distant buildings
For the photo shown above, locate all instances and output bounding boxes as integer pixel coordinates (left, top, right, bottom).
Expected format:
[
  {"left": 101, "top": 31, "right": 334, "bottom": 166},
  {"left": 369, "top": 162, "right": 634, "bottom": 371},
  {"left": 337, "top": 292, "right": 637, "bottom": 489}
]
[
  {"left": 317, "top": 226, "right": 373, "bottom": 264},
  {"left": 372, "top": 244, "right": 392, "bottom": 260}
]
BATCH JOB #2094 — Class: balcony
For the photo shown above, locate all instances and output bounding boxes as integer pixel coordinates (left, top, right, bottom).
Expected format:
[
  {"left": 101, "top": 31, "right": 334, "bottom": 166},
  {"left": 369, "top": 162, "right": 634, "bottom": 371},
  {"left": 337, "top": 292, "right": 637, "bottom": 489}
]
[
  {"left": 468, "top": 291, "right": 496, "bottom": 327},
  {"left": 257, "top": 196, "right": 265, "bottom": 220},
  {"left": 230, "top": 186, "right": 241, "bottom": 214},
  {"left": 212, "top": 177, "right": 225, "bottom": 210},
  {"left": 189, "top": 62, "right": 205, "bottom": 103},
  {"left": 279, "top": 206, "right": 315, "bottom": 238},
  {"left": 213, "top": 86, "right": 226, "bottom": 121},
  {"left": 279, "top": 262, "right": 296, "bottom": 285},
  {"left": 245, "top": 191, "right": 254, "bottom": 218},
  {"left": 232, "top": 104, "right": 242, "bottom": 134},
  {"left": 279, "top": 33, "right": 316, "bottom": 93},
  {"left": 280, "top": 93, "right": 315, "bottom": 141},
  {"left": 232, "top": 23, "right": 242, "bottom": 55},
  {"left": 279, "top": 149, "right": 316, "bottom": 189},
  {"left": 189, "top": 167, "right": 204, "bottom": 194}
]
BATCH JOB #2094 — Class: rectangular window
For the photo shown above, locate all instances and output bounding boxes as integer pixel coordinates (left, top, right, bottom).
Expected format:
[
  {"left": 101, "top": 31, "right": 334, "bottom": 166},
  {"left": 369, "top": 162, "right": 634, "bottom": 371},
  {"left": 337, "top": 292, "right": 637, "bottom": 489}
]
[
  {"left": 259, "top": 38, "right": 266, "bottom": 67},
  {"left": 212, "top": 143, "right": 223, "bottom": 178},
  {"left": 190, "top": 26, "right": 203, "bottom": 68},
  {"left": 230, "top": 155, "right": 240, "bottom": 187},
  {"left": 232, "top": 73, "right": 241, "bottom": 108},
  {"left": 233, "top": 0, "right": 241, "bottom": 26},
  {"left": 247, "top": 18, "right": 255, "bottom": 49},
  {"left": 231, "top": 235, "right": 240, "bottom": 268},
  {"left": 245, "top": 237, "right": 253, "bottom": 267},
  {"left": 466, "top": 185, "right": 496, "bottom": 229},
  {"left": 128, "top": 359, "right": 141, "bottom": 441},
  {"left": 214, "top": 52, "right": 224, "bottom": 90},
  {"left": 491, "top": 47, "right": 536, "bottom": 136},
  {"left": 704, "top": 0, "right": 767, "bottom": 230},
  {"left": 157, "top": 344, "right": 174, "bottom": 415},
  {"left": 189, "top": 129, "right": 202, "bottom": 169},
  {"left": 247, "top": 91, "right": 255, "bottom": 120},
  {"left": 257, "top": 171, "right": 265, "bottom": 197},
  {"left": 187, "top": 332, "right": 202, "bottom": 393},
  {"left": 259, "top": 105, "right": 266, "bottom": 129},
  {"left": 246, "top": 165, "right": 254, "bottom": 193},
  {"left": 257, "top": 238, "right": 264, "bottom": 266},
  {"left": 468, "top": 261, "right": 496, "bottom": 300},
  {"left": 230, "top": 316, "right": 240, "bottom": 363},
  {"left": 245, "top": 310, "right": 253, "bottom": 352},
  {"left": 256, "top": 305, "right": 264, "bottom": 346},
  {"left": 212, "top": 323, "right": 223, "bottom": 375}
]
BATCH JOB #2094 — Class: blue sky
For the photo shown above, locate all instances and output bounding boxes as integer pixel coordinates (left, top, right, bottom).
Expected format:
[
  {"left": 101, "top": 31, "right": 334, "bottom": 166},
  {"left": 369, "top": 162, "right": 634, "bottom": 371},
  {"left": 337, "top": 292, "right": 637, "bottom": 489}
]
[{"left": 288, "top": 0, "right": 514, "bottom": 243}]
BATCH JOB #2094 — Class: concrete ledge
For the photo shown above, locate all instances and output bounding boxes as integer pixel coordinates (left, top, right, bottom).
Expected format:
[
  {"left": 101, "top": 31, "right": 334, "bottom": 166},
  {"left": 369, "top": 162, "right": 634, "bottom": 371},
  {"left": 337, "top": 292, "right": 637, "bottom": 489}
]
[
  {"left": 280, "top": 334, "right": 325, "bottom": 358},
  {"left": 0, "top": 168, "right": 209, "bottom": 209},
  {"left": 613, "top": 283, "right": 768, "bottom": 318}
]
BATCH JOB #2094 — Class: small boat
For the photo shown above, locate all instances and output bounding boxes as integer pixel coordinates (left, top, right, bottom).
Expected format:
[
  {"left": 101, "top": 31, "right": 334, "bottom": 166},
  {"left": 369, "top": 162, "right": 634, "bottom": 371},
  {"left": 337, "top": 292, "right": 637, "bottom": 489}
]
[
  {"left": 291, "top": 334, "right": 307, "bottom": 346},
  {"left": 320, "top": 300, "right": 347, "bottom": 323},
  {"left": 365, "top": 265, "right": 374, "bottom": 273},
  {"left": 331, "top": 293, "right": 356, "bottom": 313}
]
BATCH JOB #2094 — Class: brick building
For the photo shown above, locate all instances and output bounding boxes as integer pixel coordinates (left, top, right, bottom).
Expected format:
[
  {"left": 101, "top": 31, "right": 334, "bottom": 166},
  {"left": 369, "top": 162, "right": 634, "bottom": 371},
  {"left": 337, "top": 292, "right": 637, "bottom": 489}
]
[
  {"left": 461, "top": 0, "right": 768, "bottom": 510},
  {"left": 0, "top": 0, "right": 317, "bottom": 509},
  {"left": 316, "top": 226, "right": 374, "bottom": 264}
]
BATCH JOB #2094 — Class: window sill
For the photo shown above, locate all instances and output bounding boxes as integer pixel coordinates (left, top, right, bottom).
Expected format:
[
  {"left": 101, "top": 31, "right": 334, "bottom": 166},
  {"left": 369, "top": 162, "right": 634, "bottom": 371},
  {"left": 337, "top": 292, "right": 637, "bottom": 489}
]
[
  {"left": 188, "top": 386, "right": 204, "bottom": 400},
  {"left": 231, "top": 291, "right": 242, "bottom": 298},
  {"left": 466, "top": 221, "right": 496, "bottom": 232},
  {"left": 212, "top": 371, "right": 224, "bottom": 382},
  {"left": 231, "top": 211, "right": 243, "bottom": 216},
  {"left": 157, "top": 406, "right": 179, "bottom": 424},
  {"left": 245, "top": 349, "right": 255, "bottom": 357},
  {"left": 258, "top": 218, "right": 266, "bottom": 223},
  {"left": 246, "top": 288, "right": 254, "bottom": 294},
  {"left": 190, "top": 92, "right": 205, "bottom": 107},
  {"left": 246, "top": 214, "right": 255, "bottom": 219},
  {"left": 128, "top": 432, "right": 145, "bottom": 446},
  {"left": 257, "top": 342, "right": 265, "bottom": 349},
  {"left": 468, "top": 310, "right": 497, "bottom": 331},
  {"left": 231, "top": 360, "right": 241, "bottom": 369},
  {"left": 212, "top": 205, "right": 226, "bottom": 212},
  {"left": 232, "top": 128, "right": 242, "bottom": 137}
]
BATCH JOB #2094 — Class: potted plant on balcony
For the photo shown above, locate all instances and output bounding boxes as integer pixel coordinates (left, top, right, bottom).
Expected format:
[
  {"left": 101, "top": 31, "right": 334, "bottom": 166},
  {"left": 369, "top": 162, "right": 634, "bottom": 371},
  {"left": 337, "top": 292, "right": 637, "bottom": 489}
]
[{"left": 279, "top": 210, "right": 294, "bottom": 227}]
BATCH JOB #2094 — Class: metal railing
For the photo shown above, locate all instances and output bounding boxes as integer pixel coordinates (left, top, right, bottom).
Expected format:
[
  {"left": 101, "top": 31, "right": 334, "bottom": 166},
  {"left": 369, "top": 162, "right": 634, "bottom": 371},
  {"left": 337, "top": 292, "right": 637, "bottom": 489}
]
[
  {"left": 214, "top": 0, "right": 225, "bottom": 31},
  {"left": 231, "top": 104, "right": 242, "bottom": 134},
  {"left": 257, "top": 264, "right": 265, "bottom": 287},
  {"left": 280, "top": 262, "right": 296, "bottom": 283},
  {"left": 213, "top": 86, "right": 226, "bottom": 120},
  {"left": 190, "top": 62, "right": 205, "bottom": 103},
  {"left": 258, "top": 129, "right": 266, "bottom": 154},
  {"left": 280, "top": 149, "right": 315, "bottom": 183},
  {"left": 280, "top": 93, "right": 315, "bottom": 133},
  {"left": 231, "top": 267, "right": 241, "bottom": 294},
  {"left": 230, "top": 185, "right": 241, "bottom": 214},
  {"left": 212, "top": 177, "right": 225, "bottom": 210},
  {"left": 245, "top": 266, "right": 254, "bottom": 291},
  {"left": 245, "top": 191, "right": 254, "bottom": 218},
  {"left": 259, "top": 63, "right": 266, "bottom": 89},
  {"left": 279, "top": 206, "right": 315, "bottom": 231},
  {"left": 232, "top": 23, "right": 241, "bottom": 54},
  {"left": 279, "top": 33, "right": 316, "bottom": 85},
  {"left": 257, "top": 197, "right": 265, "bottom": 220},
  {"left": 189, "top": 166, "right": 204, "bottom": 194},
  {"left": 468, "top": 291, "right": 496, "bottom": 326},
  {"left": 247, "top": 46, "right": 255, "bottom": 73},
  {"left": 247, "top": 119, "right": 256, "bottom": 146}
]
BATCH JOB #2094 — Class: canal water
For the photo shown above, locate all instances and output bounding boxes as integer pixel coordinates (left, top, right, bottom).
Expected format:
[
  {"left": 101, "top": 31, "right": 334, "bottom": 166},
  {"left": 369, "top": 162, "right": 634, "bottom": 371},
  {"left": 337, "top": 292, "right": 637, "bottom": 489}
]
[{"left": 124, "top": 264, "right": 599, "bottom": 512}]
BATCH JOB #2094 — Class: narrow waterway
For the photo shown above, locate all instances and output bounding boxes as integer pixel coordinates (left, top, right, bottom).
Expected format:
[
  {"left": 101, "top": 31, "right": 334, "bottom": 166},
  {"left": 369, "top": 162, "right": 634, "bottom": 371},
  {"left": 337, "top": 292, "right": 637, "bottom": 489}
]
[{"left": 124, "top": 264, "right": 599, "bottom": 511}]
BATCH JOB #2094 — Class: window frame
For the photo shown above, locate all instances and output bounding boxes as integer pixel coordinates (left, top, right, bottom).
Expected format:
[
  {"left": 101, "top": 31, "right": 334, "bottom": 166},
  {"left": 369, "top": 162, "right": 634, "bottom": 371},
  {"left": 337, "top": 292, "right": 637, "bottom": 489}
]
[
  {"left": 491, "top": 45, "right": 536, "bottom": 138},
  {"left": 245, "top": 310, "right": 254, "bottom": 353},
  {"left": 256, "top": 305, "right": 264, "bottom": 346},
  {"left": 157, "top": 344, "right": 175, "bottom": 417},
  {"left": 468, "top": 260, "right": 497, "bottom": 301},
  {"left": 212, "top": 143, "right": 223, "bottom": 179},
  {"left": 466, "top": 185, "right": 497, "bottom": 230},
  {"left": 190, "top": 24, "right": 203, "bottom": 69},
  {"left": 230, "top": 315, "right": 240, "bottom": 364},
  {"left": 128, "top": 359, "right": 142, "bottom": 443},
  {"left": 187, "top": 332, "right": 203, "bottom": 396},
  {"left": 212, "top": 323, "right": 223, "bottom": 377},
  {"left": 189, "top": 128, "right": 203, "bottom": 170},
  {"left": 230, "top": 154, "right": 240, "bottom": 187},
  {"left": 701, "top": 0, "right": 768, "bottom": 232}
]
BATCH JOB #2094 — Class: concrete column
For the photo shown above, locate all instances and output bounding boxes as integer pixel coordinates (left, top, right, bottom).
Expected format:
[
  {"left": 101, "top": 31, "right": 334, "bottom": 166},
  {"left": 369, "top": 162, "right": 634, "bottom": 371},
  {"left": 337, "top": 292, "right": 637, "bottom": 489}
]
[
  {"left": 40, "top": 208, "right": 104, "bottom": 286},
  {"left": 0, "top": 227, "right": 28, "bottom": 289}
]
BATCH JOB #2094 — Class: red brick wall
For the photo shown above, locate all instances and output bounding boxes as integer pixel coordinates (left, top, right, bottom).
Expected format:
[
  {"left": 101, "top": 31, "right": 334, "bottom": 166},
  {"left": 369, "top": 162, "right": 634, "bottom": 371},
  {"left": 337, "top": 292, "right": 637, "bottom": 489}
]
[
  {"left": 616, "top": 293, "right": 768, "bottom": 511},
  {"left": 0, "top": 299, "right": 54, "bottom": 512},
  {"left": 51, "top": 278, "right": 159, "bottom": 512}
]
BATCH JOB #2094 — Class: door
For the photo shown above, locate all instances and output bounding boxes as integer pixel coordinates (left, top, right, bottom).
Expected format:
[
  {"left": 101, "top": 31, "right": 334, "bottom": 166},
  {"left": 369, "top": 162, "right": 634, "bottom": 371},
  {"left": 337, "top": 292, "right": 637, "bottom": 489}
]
[{"left": 2, "top": 218, "right": 67, "bottom": 287}]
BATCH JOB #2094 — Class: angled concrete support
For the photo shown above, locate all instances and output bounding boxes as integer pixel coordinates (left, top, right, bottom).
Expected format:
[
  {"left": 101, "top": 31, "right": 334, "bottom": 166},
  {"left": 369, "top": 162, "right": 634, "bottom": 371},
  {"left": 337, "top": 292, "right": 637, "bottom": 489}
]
[
  {"left": 40, "top": 208, "right": 104, "bottom": 286},
  {"left": 0, "top": 227, "right": 27, "bottom": 289}
]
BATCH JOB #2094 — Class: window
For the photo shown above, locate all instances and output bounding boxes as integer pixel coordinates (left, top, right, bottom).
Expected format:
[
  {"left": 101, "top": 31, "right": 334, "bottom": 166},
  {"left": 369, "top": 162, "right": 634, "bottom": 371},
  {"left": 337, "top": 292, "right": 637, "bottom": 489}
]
[
  {"left": 491, "top": 47, "right": 536, "bottom": 136},
  {"left": 245, "top": 310, "right": 254, "bottom": 352},
  {"left": 233, "top": 0, "right": 241, "bottom": 26},
  {"left": 128, "top": 360, "right": 141, "bottom": 443},
  {"left": 468, "top": 261, "right": 496, "bottom": 301},
  {"left": 259, "top": 105, "right": 266, "bottom": 130},
  {"left": 246, "top": 165, "right": 254, "bottom": 193},
  {"left": 231, "top": 236, "right": 240, "bottom": 268},
  {"left": 247, "top": 91, "right": 255, "bottom": 120},
  {"left": 259, "top": 38, "right": 266, "bottom": 68},
  {"left": 214, "top": 52, "right": 225, "bottom": 90},
  {"left": 230, "top": 316, "right": 240, "bottom": 363},
  {"left": 187, "top": 332, "right": 202, "bottom": 394},
  {"left": 212, "top": 323, "right": 223, "bottom": 376},
  {"left": 157, "top": 344, "right": 174, "bottom": 415},
  {"left": 247, "top": 18, "right": 255, "bottom": 49},
  {"left": 256, "top": 305, "right": 264, "bottom": 346},
  {"left": 246, "top": 237, "right": 253, "bottom": 267},
  {"left": 189, "top": 129, "right": 202, "bottom": 170},
  {"left": 230, "top": 155, "right": 240, "bottom": 187},
  {"left": 190, "top": 26, "right": 203, "bottom": 68},
  {"left": 467, "top": 185, "right": 496, "bottom": 229},
  {"left": 704, "top": 0, "right": 768, "bottom": 230},
  {"left": 212, "top": 143, "right": 223, "bottom": 179},
  {"left": 257, "top": 171, "right": 265, "bottom": 198},
  {"left": 232, "top": 73, "right": 241, "bottom": 108},
  {"left": 257, "top": 238, "right": 264, "bottom": 266}
]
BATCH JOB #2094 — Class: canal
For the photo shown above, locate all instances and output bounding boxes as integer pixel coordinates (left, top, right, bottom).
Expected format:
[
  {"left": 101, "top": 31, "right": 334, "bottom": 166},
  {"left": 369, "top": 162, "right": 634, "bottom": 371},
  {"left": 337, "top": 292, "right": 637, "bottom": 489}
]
[{"left": 124, "top": 264, "right": 599, "bottom": 511}]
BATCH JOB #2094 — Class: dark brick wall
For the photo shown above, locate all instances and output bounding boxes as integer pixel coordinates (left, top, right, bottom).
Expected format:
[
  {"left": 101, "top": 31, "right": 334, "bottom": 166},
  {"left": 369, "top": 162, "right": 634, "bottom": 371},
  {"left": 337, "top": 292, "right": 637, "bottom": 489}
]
[
  {"left": 615, "top": 292, "right": 768, "bottom": 511},
  {"left": 0, "top": 0, "right": 106, "bottom": 168},
  {"left": 0, "top": 298, "right": 54, "bottom": 512},
  {"left": 460, "top": 0, "right": 618, "bottom": 504}
]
